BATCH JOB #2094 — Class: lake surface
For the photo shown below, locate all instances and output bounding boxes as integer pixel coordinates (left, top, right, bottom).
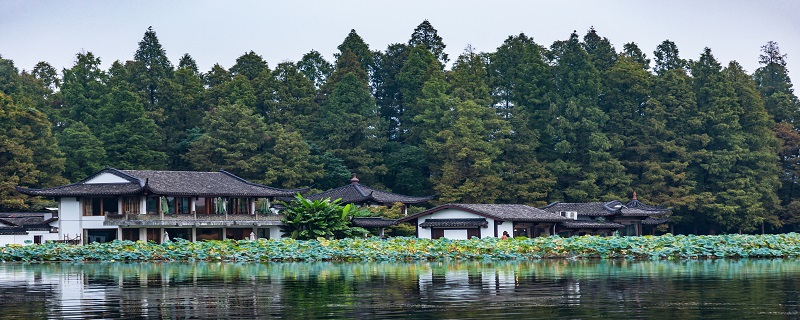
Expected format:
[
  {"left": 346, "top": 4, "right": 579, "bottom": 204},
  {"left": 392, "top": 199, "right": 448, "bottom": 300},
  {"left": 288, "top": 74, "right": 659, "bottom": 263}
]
[{"left": 0, "top": 259, "right": 798, "bottom": 319}]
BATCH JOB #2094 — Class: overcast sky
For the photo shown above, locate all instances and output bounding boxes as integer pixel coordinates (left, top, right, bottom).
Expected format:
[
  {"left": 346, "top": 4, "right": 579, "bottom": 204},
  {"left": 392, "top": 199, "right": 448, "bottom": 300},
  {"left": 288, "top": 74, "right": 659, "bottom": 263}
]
[{"left": 2, "top": 0, "right": 799, "bottom": 81}]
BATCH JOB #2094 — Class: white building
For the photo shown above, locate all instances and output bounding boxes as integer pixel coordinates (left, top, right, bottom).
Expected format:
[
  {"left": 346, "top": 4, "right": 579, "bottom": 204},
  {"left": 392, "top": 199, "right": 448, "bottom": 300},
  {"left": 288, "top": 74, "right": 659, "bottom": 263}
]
[{"left": 16, "top": 167, "right": 304, "bottom": 244}]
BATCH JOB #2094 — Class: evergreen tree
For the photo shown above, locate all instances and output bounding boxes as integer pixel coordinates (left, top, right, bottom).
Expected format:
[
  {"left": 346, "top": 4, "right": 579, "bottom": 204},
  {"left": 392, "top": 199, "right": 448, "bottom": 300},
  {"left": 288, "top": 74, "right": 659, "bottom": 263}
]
[
  {"left": 621, "top": 42, "right": 650, "bottom": 70},
  {"left": 204, "top": 63, "right": 231, "bottom": 88},
  {"left": 0, "top": 92, "right": 66, "bottom": 210},
  {"left": 425, "top": 97, "right": 509, "bottom": 203},
  {"left": 132, "top": 26, "right": 174, "bottom": 109},
  {"left": 373, "top": 43, "right": 411, "bottom": 140},
  {"left": 396, "top": 45, "right": 443, "bottom": 140},
  {"left": 317, "top": 72, "right": 387, "bottom": 184},
  {"left": 335, "top": 29, "right": 373, "bottom": 75},
  {"left": 185, "top": 103, "right": 270, "bottom": 180},
  {"left": 60, "top": 52, "right": 107, "bottom": 129},
  {"left": 653, "top": 40, "right": 686, "bottom": 76},
  {"left": 261, "top": 124, "right": 323, "bottom": 188},
  {"left": 582, "top": 27, "right": 617, "bottom": 72},
  {"left": 178, "top": 53, "right": 199, "bottom": 75},
  {"left": 297, "top": 50, "right": 333, "bottom": 89},
  {"left": 267, "top": 62, "right": 318, "bottom": 135},
  {"left": 546, "top": 32, "right": 629, "bottom": 201},
  {"left": 753, "top": 41, "right": 798, "bottom": 123},
  {"left": 408, "top": 19, "right": 449, "bottom": 64},
  {"left": 230, "top": 51, "right": 269, "bottom": 81},
  {"left": 56, "top": 121, "right": 107, "bottom": 181},
  {"left": 160, "top": 64, "right": 205, "bottom": 169},
  {"left": 96, "top": 86, "right": 167, "bottom": 169}
]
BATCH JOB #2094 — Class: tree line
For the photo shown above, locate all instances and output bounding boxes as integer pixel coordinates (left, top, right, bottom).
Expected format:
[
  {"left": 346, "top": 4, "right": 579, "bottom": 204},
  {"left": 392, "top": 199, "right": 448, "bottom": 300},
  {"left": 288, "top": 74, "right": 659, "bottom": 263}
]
[{"left": 1, "top": 22, "right": 798, "bottom": 234}]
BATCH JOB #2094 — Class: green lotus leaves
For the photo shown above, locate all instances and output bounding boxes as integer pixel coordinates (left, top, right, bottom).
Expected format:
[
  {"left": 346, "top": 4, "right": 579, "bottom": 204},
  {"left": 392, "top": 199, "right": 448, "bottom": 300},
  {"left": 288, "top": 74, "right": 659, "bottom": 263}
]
[{"left": 2, "top": 234, "right": 800, "bottom": 262}]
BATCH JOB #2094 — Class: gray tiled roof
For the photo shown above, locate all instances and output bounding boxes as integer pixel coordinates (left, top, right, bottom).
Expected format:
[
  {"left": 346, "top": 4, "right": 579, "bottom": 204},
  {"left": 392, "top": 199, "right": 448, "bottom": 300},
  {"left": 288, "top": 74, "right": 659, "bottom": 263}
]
[
  {"left": 0, "top": 213, "right": 57, "bottom": 234},
  {"left": 642, "top": 217, "right": 671, "bottom": 225},
  {"left": 419, "top": 218, "right": 488, "bottom": 228},
  {"left": 560, "top": 221, "right": 625, "bottom": 229},
  {"left": 17, "top": 168, "right": 301, "bottom": 198},
  {"left": 400, "top": 204, "right": 570, "bottom": 223},
  {"left": 542, "top": 200, "right": 671, "bottom": 218},
  {"left": 307, "top": 180, "right": 432, "bottom": 205},
  {"left": 351, "top": 217, "right": 397, "bottom": 228},
  {"left": 541, "top": 202, "right": 618, "bottom": 216}
]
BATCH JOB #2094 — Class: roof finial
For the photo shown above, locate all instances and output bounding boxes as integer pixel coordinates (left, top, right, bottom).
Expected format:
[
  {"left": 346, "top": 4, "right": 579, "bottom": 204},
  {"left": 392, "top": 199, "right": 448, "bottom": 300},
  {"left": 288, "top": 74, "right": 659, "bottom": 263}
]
[
  {"left": 350, "top": 174, "right": 360, "bottom": 184},
  {"left": 632, "top": 191, "right": 638, "bottom": 201}
]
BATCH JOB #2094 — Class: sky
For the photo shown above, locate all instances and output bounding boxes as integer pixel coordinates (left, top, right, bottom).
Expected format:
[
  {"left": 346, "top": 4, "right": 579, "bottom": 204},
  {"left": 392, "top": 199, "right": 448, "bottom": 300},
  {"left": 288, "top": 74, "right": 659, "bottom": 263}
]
[{"left": 2, "top": 0, "right": 799, "bottom": 81}]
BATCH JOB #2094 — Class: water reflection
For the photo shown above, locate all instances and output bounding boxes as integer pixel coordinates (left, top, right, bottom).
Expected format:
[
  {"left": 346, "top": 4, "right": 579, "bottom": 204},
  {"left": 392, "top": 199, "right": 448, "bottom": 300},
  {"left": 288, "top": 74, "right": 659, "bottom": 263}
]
[{"left": 0, "top": 260, "right": 798, "bottom": 319}]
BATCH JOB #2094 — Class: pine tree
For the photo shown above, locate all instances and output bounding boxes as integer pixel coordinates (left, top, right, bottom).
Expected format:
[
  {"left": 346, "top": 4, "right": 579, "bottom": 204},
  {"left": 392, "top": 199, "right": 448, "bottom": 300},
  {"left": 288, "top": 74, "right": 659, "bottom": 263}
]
[
  {"left": 373, "top": 43, "right": 411, "bottom": 140},
  {"left": 335, "top": 29, "right": 373, "bottom": 75},
  {"left": 132, "top": 26, "right": 174, "bottom": 109},
  {"left": 408, "top": 20, "right": 449, "bottom": 64},
  {"left": 297, "top": 50, "right": 333, "bottom": 89},
  {"left": 229, "top": 51, "right": 269, "bottom": 81},
  {"left": 185, "top": 103, "right": 270, "bottom": 180},
  {"left": 396, "top": 45, "right": 443, "bottom": 140},
  {"left": 57, "top": 121, "right": 107, "bottom": 181},
  {"left": 261, "top": 124, "right": 323, "bottom": 188},
  {"left": 582, "top": 27, "right": 617, "bottom": 72},
  {"left": 61, "top": 52, "right": 107, "bottom": 129},
  {"left": 653, "top": 40, "right": 686, "bottom": 76},
  {"left": 316, "top": 72, "right": 387, "bottom": 184},
  {"left": 96, "top": 86, "right": 167, "bottom": 169},
  {"left": 545, "top": 32, "right": 628, "bottom": 201}
]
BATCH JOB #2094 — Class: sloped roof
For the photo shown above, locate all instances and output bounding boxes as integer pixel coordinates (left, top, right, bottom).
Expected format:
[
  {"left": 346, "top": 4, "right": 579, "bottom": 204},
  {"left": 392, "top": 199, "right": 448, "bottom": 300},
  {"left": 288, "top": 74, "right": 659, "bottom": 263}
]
[
  {"left": 419, "top": 218, "right": 488, "bottom": 228},
  {"left": 400, "top": 204, "right": 570, "bottom": 223},
  {"left": 542, "top": 198, "right": 671, "bottom": 218},
  {"left": 560, "top": 221, "right": 625, "bottom": 229},
  {"left": 307, "top": 175, "right": 432, "bottom": 205},
  {"left": 642, "top": 217, "right": 671, "bottom": 225},
  {"left": 351, "top": 217, "right": 397, "bottom": 228},
  {"left": 16, "top": 167, "right": 303, "bottom": 198},
  {"left": 0, "top": 213, "right": 57, "bottom": 233},
  {"left": 541, "top": 202, "right": 618, "bottom": 216}
]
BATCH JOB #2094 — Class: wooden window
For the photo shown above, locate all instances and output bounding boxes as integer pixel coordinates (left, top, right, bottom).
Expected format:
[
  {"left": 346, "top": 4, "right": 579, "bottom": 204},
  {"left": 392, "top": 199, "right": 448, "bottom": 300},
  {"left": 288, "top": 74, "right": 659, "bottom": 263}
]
[
  {"left": 467, "top": 228, "right": 480, "bottom": 239},
  {"left": 122, "top": 228, "right": 139, "bottom": 241},
  {"left": 83, "top": 198, "right": 118, "bottom": 216},
  {"left": 431, "top": 228, "right": 444, "bottom": 239},
  {"left": 230, "top": 198, "right": 250, "bottom": 215},
  {"left": 123, "top": 197, "right": 140, "bottom": 215},
  {"left": 146, "top": 228, "right": 160, "bottom": 242},
  {"left": 196, "top": 197, "right": 208, "bottom": 214},
  {"left": 34, "top": 235, "right": 42, "bottom": 244}
]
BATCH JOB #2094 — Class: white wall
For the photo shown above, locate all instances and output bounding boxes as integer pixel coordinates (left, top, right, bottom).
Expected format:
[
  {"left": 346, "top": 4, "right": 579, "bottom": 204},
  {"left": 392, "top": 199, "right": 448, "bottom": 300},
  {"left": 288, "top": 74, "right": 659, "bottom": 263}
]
[
  {"left": 59, "top": 197, "right": 82, "bottom": 241},
  {"left": 0, "top": 231, "right": 61, "bottom": 246},
  {"left": 84, "top": 172, "right": 129, "bottom": 184},
  {"left": 415, "top": 208, "right": 497, "bottom": 239}
]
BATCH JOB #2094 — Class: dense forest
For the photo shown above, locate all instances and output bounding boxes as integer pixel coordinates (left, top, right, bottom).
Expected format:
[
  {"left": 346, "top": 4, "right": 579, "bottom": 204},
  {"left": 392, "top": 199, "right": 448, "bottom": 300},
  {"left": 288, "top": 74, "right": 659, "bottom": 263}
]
[{"left": 1, "top": 21, "right": 798, "bottom": 234}]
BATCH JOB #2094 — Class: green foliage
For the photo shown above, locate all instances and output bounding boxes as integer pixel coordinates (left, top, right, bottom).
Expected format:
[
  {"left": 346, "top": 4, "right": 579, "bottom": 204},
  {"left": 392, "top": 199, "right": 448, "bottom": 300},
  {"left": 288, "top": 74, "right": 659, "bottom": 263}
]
[
  {"left": 4, "top": 234, "right": 800, "bottom": 262},
  {"left": 0, "top": 92, "right": 66, "bottom": 210},
  {"left": 280, "top": 194, "right": 367, "bottom": 240}
]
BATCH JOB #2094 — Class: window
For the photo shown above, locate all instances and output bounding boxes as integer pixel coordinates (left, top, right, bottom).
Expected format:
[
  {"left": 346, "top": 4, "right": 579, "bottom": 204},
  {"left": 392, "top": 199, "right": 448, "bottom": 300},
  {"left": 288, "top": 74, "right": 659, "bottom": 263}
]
[
  {"left": 175, "top": 197, "right": 190, "bottom": 215},
  {"left": 196, "top": 197, "right": 208, "bottom": 214},
  {"left": 229, "top": 198, "right": 250, "bottom": 215},
  {"left": 146, "top": 197, "right": 159, "bottom": 214},
  {"left": 83, "top": 198, "right": 118, "bottom": 216},
  {"left": 123, "top": 197, "right": 140, "bottom": 214}
]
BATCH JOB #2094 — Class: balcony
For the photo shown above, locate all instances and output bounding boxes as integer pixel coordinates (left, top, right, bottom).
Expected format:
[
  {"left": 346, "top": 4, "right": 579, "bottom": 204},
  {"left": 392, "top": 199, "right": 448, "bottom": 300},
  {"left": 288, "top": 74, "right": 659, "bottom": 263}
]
[{"left": 104, "top": 213, "right": 284, "bottom": 227}]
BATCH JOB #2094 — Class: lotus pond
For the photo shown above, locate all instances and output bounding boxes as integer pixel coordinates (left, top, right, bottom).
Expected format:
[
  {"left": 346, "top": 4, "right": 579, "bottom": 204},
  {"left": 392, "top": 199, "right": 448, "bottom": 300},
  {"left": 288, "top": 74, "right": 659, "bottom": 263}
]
[
  {"left": 1, "top": 259, "right": 799, "bottom": 319},
  {"left": 3, "top": 233, "right": 800, "bottom": 262}
]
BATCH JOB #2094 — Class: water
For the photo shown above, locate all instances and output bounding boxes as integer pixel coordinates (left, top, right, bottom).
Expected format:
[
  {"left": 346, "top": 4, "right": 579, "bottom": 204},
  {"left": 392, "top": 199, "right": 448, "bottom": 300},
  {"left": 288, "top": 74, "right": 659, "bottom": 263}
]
[{"left": 0, "top": 260, "right": 798, "bottom": 319}]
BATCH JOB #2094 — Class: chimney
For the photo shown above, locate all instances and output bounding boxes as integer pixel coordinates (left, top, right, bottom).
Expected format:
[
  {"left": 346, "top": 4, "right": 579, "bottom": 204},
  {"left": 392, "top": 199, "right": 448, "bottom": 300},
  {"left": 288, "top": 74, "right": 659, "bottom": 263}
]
[{"left": 350, "top": 174, "right": 360, "bottom": 185}]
